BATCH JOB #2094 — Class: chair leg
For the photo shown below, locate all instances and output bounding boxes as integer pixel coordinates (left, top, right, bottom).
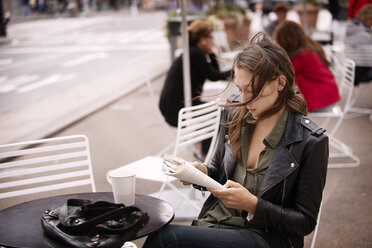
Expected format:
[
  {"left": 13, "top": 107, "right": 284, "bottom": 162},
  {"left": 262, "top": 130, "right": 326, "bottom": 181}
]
[
  {"left": 155, "top": 143, "right": 175, "bottom": 157},
  {"left": 165, "top": 182, "right": 201, "bottom": 211},
  {"left": 328, "top": 135, "right": 360, "bottom": 168},
  {"left": 172, "top": 186, "right": 206, "bottom": 210},
  {"left": 155, "top": 180, "right": 202, "bottom": 211},
  {"left": 345, "top": 107, "right": 372, "bottom": 120},
  {"left": 156, "top": 180, "right": 168, "bottom": 198},
  {"left": 345, "top": 84, "right": 372, "bottom": 120}
]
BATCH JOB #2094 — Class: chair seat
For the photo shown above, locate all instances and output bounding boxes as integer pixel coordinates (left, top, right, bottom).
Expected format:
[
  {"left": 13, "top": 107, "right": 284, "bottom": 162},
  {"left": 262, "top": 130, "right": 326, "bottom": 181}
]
[
  {"left": 110, "top": 156, "right": 176, "bottom": 184},
  {"left": 309, "top": 106, "right": 343, "bottom": 118}
]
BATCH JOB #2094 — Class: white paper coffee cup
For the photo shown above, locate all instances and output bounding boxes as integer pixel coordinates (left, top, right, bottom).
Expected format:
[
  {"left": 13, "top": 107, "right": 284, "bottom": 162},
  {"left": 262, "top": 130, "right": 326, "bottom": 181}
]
[{"left": 108, "top": 170, "right": 135, "bottom": 206}]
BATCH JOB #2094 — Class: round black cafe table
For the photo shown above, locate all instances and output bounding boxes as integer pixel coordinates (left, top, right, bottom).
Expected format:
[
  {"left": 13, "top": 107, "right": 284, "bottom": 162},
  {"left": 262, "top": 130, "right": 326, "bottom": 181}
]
[{"left": 0, "top": 192, "right": 174, "bottom": 248}]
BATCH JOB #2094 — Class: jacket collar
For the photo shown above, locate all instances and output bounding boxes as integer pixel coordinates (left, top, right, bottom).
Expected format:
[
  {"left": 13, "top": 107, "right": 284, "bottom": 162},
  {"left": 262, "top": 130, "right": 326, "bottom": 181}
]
[{"left": 282, "top": 110, "right": 303, "bottom": 146}]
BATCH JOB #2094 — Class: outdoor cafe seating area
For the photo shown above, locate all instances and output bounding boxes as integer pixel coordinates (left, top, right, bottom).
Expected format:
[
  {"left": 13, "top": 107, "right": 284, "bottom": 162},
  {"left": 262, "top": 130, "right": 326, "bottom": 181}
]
[{"left": 1, "top": 3, "right": 371, "bottom": 247}]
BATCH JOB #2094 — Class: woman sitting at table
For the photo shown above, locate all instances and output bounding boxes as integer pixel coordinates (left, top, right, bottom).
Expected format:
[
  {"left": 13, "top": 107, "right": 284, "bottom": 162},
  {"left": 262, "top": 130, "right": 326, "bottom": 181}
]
[
  {"left": 273, "top": 21, "right": 340, "bottom": 112},
  {"left": 159, "top": 20, "right": 231, "bottom": 127},
  {"left": 144, "top": 33, "right": 328, "bottom": 248},
  {"left": 159, "top": 20, "right": 231, "bottom": 159}
]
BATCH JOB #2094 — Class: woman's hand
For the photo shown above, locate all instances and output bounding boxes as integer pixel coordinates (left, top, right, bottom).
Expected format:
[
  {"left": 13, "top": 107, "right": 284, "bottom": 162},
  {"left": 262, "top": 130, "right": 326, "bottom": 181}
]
[
  {"left": 209, "top": 180, "right": 258, "bottom": 213},
  {"left": 181, "top": 161, "right": 208, "bottom": 186}
]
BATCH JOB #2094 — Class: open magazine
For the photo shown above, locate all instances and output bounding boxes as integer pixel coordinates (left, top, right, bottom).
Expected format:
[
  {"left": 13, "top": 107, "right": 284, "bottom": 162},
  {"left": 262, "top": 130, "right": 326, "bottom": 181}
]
[{"left": 162, "top": 153, "right": 224, "bottom": 190}]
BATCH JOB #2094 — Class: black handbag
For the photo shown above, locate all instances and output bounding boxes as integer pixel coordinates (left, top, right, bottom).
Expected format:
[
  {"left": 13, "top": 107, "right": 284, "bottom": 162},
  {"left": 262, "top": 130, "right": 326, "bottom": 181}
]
[{"left": 41, "top": 199, "right": 149, "bottom": 248}]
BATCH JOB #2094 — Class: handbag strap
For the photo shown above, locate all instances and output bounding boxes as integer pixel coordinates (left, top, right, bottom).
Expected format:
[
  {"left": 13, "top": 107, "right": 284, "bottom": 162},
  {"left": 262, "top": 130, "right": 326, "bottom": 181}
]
[
  {"left": 67, "top": 199, "right": 125, "bottom": 210},
  {"left": 81, "top": 200, "right": 126, "bottom": 217},
  {"left": 58, "top": 200, "right": 148, "bottom": 235},
  {"left": 58, "top": 199, "right": 125, "bottom": 221}
]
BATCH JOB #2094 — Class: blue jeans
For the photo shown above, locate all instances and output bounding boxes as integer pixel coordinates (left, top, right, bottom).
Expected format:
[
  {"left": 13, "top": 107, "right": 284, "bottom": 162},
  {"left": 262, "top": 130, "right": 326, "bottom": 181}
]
[{"left": 143, "top": 224, "right": 270, "bottom": 248}]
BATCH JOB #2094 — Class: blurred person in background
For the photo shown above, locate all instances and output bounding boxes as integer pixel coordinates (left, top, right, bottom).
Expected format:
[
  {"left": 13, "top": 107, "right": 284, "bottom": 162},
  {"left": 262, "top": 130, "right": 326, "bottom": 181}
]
[
  {"left": 273, "top": 21, "right": 340, "bottom": 112},
  {"left": 347, "top": 0, "right": 372, "bottom": 20},
  {"left": 264, "top": 2, "right": 289, "bottom": 36},
  {"left": 344, "top": 4, "right": 372, "bottom": 85},
  {"left": 159, "top": 20, "right": 231, "bottom": 160},
  {"left": 0, "top": 0, "right": 10, "bottom": 37},
  {"left": 23, "top": 0, "right": 31, "bottom": 16},
  {"left": 328, "top": 0, "right": 341, "bottom": 20}
]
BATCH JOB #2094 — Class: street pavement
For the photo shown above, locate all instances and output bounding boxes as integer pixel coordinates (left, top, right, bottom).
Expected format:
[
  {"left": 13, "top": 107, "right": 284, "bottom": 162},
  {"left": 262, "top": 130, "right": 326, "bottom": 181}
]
[
  {"left": 1, "top": 8, "right": 372, "bottom": 248},
  {"left": 0, "top": 9, "right": 170, "bottom": 145}
]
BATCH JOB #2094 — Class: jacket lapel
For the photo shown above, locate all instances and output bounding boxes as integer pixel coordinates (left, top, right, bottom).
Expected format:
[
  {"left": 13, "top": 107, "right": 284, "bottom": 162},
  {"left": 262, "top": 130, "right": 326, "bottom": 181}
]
[{"left": 257, "top": 111, "right": 303, "bottom": 197}]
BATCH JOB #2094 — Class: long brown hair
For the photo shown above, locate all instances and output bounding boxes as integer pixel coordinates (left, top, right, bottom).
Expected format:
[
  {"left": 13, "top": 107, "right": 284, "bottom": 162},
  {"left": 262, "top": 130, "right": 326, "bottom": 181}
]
[
  {"left": 273, "top": 21, "right": 331, "bottom": 68},
  {"left": 225, "top": 33, "right": 307, "bottom": 158}
]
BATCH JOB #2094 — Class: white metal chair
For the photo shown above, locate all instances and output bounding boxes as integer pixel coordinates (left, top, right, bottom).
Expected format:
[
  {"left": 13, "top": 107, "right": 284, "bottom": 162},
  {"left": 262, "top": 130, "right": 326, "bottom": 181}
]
[
  {"left": 344, "top": 44, "right": 372, "bottom": 120},
  {"left": 0, "top": 135, "right": 96, "bottom": 200},
  {"left": 309, "top": 58, "right": 360, "bottom": 168},
  {"left": 344, "top": 44, "right": 372, "bottom": 68},
  {"left": 309, "top": 59, "right": 360, "bottom": 247},
  {"left": 174, "top": 100, "right": 221, "bottom": 164},
  {"left": 107, "top": 100, "right": 222, "bottom": 219}
]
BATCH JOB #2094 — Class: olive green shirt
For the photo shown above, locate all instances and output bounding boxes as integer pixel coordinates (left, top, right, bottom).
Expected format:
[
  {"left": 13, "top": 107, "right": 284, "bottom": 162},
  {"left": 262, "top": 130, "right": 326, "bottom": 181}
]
[{"left": 196, "top": 108, "right": 289, "bottom": 227}]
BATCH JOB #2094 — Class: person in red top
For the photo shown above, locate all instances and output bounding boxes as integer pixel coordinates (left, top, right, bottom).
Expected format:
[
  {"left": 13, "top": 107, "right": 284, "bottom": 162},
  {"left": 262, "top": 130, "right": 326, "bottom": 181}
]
[
  {"left": 273, "top": 21, "right": 340, "bottom": 112},
  {"left": 347, "top": 0, "right": 372, "bottom": 19}
]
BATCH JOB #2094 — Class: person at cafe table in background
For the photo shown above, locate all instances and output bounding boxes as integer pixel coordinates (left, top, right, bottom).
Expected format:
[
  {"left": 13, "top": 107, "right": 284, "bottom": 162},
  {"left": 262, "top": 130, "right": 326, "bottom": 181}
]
[
  {"left": 264, "top": 2, "right": 290, "bottom": 37},
  {"left": 144, "top": 33, "right": 328, "bottom": 248},
  {"left": 273, "top": 21, "right": 340, "bottom": 112},
  {"left": 159, "top": 20, "right": 231, "bottom": 160},
  {"left": 344, "top": 4, "right": 372, "bottom": 85}
]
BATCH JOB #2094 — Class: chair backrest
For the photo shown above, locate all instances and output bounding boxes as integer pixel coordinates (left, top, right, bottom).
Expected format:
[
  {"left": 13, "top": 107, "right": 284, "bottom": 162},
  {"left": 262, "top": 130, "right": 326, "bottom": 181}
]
[
  {"left": 0, "top": 135, "right": 96, "bottom": 200},
  {"left": 174, "top": 100, "right": 221, "bottom": 164},
  {"left": 344, "top": 44, "right": 372, "bottom": 67},
  {"left": 338, "top": 58, "right": 355, "bottom": 113},
  {"left": 308, "top": 58, "right": 355, "bottom": 137}
]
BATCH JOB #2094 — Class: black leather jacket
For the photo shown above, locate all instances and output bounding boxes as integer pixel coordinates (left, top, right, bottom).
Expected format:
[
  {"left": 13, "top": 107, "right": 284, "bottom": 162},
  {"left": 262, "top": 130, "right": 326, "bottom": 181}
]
[{"left": 197, "top": 107, "right": 328, "bottom": 248}]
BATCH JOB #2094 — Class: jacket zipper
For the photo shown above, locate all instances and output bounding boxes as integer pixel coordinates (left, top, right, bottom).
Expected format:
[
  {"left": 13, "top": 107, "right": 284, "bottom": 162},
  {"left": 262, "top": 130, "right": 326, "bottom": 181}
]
[
  {"left": 282, "top": 178, "right": 286, "bottom": 205},
  {"left": 282, "top": 178, "right": 294, "bottom": 248},
  {"left": 287, "top": 237, "right": 294, "bottom": 248}
]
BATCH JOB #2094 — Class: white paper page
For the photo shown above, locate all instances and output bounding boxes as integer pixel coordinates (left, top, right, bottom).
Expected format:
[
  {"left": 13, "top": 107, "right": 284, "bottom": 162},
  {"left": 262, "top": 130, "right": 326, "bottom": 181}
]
[{"left": 162, "top": 154, "right": 223, "bottom": 189}]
